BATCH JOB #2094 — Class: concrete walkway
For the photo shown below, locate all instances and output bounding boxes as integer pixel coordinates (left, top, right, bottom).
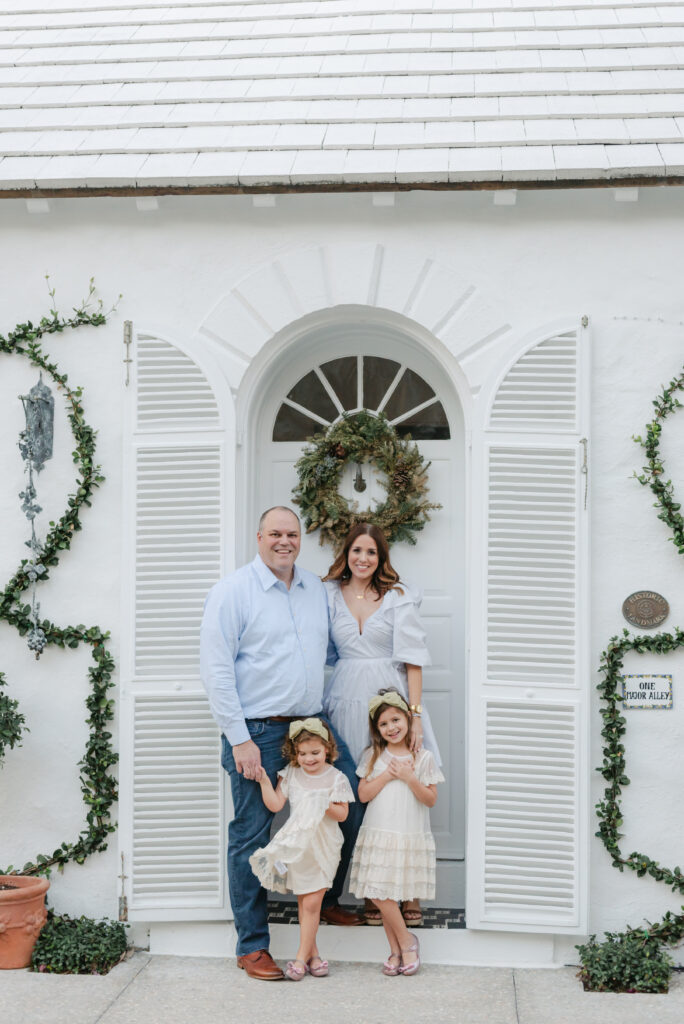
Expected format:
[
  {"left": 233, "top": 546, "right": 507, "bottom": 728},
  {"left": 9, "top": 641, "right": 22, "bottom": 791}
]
[{"left": 5, "top": 953, "right": 684, "bottom": 1024}]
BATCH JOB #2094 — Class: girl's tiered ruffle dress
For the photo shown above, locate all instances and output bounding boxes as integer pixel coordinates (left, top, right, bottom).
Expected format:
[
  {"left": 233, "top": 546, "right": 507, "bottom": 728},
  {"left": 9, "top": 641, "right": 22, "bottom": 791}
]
[
  {"left": 323, "top": 580, "right": 441, "bottom": 765},
  {"left": 249, "top": 764, "right": 354, "bottom": 895},
  {"left": 350, "top": 748, "right": 444, "bottom": 902}
]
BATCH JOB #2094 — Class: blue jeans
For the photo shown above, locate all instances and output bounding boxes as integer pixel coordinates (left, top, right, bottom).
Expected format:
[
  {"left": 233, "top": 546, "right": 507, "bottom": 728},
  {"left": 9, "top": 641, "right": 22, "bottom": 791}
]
[{"left": 221, "top": 717, "right": 364, "bottom": 956}]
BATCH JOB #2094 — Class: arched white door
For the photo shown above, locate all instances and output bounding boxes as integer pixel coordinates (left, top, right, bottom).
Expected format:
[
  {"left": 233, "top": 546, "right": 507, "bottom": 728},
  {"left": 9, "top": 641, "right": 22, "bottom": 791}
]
[{"left": 245, "top": 320, "right": 465, "bottom": 906}]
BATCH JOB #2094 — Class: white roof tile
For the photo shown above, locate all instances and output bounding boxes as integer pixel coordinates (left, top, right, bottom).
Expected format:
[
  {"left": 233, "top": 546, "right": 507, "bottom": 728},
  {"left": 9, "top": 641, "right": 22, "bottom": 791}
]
[
  {"left": 658, "top": 142, "right": 684, "bottom": 173},
  {"left": 290, "top": 147, "right": 349, "bottom": 183},
  {"left": 604, "top": 142, "right": 665, "bottom": 172},
  {"left": 553, "top": 144, "right": 610, "bottom": 178},
  {"left": 0, "top": 1, "right": 683, "bottom": 189},
  {"left": 238, "top": 148, "right": 296, "bottom": 184},
  {"left": 396, "top": 147, "right": 450, "bottom": 182},
  {"left": 0, "top": 154, "right": 49, "bottom": 188}
]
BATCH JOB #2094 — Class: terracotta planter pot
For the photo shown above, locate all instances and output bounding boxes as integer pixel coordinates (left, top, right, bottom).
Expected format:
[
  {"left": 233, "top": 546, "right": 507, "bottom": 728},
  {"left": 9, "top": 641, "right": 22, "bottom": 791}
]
[{"left": 0, "top": 875, "right": 49, "bottom": 969}]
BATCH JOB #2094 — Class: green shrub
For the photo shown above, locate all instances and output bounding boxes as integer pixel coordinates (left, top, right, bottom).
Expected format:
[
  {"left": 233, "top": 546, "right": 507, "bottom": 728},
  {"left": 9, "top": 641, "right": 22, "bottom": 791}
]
[
  {"left": 576, "top": 929, "right": 673, "bottom": 993},
  {"left": 31, "top": 912, "right": 128, "bottom": 975}
]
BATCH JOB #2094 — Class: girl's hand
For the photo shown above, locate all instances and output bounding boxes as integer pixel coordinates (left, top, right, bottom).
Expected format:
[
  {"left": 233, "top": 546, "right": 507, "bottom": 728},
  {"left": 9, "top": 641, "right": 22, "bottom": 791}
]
[
  {"left": 326, "top": 800, "right": 348, "bottom": 822},
  {"left": 409, "top": 718, "right": 424, "bottom": 753},
  {"left": 391, "top": 758, "right": 415, "bottom": 782},
  {"left": 386, "top": 757, "right": 414, "bottom": 782},
  {"left": 255, "top": 766, "right": 272, "bottom": 787}
]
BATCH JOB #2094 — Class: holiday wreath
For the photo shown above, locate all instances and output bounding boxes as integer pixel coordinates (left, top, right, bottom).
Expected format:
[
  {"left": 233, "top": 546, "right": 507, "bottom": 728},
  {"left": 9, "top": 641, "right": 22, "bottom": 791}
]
[{"left": 292, "top": 409, "right": 440, "bottom": 550}]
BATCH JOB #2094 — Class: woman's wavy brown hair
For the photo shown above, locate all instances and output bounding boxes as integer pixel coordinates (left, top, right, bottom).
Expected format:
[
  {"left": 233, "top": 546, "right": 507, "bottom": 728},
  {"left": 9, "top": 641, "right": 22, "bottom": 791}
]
[
  {"left": 323, "top": 523, "right": 403, "bottom": 600},
  {"left": 282, "top": 727, "right": 338, "bottom": 767}
]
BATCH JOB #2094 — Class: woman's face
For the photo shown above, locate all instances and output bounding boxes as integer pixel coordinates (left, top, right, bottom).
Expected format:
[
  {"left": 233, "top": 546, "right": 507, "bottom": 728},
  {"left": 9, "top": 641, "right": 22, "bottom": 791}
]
[{"left": 347, "top": 535, "right": 379, "bottom": 583}]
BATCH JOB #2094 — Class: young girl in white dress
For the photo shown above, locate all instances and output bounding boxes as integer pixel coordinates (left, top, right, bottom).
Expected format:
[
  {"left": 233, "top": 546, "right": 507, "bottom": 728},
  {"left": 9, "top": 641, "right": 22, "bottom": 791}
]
[
  {"left": 350, "top": 690, "right": 444, "bottom": 977},
  {"left": 249, "top": 718, "right": 354, "bottom": 981}
]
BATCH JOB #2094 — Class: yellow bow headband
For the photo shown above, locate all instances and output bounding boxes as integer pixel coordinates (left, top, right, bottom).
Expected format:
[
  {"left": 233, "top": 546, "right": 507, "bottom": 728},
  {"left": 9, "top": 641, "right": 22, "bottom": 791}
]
[
  {"left": 289, "top": 718, "right": 329, "bottom": 742},
  {"left": 368, "top": 691, "right": 410, "bottom": 720}
]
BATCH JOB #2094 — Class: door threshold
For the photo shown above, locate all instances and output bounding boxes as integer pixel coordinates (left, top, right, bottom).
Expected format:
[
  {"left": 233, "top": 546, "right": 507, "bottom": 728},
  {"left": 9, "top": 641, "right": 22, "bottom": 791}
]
[{"left": 268, "top": 901, "right": 465, "bottom": 929}]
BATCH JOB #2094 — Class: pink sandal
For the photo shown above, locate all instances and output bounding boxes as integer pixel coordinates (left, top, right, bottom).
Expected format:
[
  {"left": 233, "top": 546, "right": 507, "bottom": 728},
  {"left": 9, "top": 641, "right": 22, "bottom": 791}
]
[
  {"left": 382, "top": 952, "right": 401, "bottom": 976},
  {"left": 307, "top": 955, "right": 329, "bottom": 977},
  {"left": 285, "top": 958, "right": 309, "bottom": 981},
  {"left": 399, "top": 933, "right": 421, "bottom": 976}
]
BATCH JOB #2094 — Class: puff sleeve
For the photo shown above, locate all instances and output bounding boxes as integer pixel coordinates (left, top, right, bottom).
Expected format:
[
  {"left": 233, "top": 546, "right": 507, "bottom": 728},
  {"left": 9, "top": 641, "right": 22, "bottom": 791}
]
[
  {"left": 415, "top": 749, "right": 445, "bottom": 786},
  {"left": 356, "top": 747, "right": 373, "bottom": 778},
  {"left": 276, "top": 763, "right": 293, "bottom": 798},
  {"left": 390, "top": 585, "right": 431, "bottom": 667},
  {"left": 330, "top": 770, "right": 355, "bottom": 803}
]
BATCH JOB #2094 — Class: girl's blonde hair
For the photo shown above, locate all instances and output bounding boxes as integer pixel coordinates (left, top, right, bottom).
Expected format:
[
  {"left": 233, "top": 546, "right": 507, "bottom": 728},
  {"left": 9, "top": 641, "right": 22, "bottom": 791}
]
[
  {"left": 365, "top": 688, "right": 413, "bottom": 777},
  {"left": 282, "top": 727, "right": 338, "bottom": 766}
]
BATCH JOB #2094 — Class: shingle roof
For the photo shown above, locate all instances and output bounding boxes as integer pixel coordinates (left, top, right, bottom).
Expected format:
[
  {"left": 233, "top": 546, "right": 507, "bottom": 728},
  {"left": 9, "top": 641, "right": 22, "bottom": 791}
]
[{"left": 1, "top": 0, "right": 684, "bottom": 191}]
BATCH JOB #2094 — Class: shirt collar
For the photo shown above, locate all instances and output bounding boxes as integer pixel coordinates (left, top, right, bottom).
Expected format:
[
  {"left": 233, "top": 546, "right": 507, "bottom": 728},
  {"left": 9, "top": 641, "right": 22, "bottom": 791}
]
[{"left": 252, "top": 554, "right": 304, "bottom": 590}]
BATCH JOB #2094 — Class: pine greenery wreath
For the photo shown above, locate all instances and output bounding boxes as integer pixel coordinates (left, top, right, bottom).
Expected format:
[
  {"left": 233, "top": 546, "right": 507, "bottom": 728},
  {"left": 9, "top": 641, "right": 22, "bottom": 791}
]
[
  {"left": 292, "top": 410, "right": 441, "bottom": 550},
  {"left": 0, "top": 281, "right": 118, "bottom": 877}
]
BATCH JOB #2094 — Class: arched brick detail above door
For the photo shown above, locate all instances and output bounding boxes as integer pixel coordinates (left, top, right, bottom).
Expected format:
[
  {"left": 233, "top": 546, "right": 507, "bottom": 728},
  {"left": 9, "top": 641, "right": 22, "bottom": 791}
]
[{"left": 197, "top": 243, "right": 514, "bottom": 389}]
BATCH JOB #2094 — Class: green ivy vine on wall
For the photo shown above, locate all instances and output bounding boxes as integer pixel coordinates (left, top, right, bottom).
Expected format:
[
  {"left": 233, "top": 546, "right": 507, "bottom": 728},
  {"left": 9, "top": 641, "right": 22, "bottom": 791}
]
[
  {"left": 593, "top": 364, "right": 684, "bottom": 952},
  {"left": 0, "top": 282, "right": 118, "bottom": 877}
]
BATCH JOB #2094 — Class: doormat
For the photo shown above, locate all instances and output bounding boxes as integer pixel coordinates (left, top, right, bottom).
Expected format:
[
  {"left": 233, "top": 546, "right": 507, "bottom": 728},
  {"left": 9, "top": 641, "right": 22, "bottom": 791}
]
[{"left": 267, "top": 901, "right": 466, "bottom": 929}]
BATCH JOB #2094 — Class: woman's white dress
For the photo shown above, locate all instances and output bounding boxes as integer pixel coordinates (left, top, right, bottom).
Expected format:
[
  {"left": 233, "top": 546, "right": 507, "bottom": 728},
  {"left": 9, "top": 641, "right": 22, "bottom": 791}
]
[
  {"left": 249, "top": 764, "right": 354, "bottom": 895},
  {"left": 323, "top": 580, "right": 441, "bottom": 764},
  {"left": 350, "top": 748, "right": 444, "bottom": 901}
]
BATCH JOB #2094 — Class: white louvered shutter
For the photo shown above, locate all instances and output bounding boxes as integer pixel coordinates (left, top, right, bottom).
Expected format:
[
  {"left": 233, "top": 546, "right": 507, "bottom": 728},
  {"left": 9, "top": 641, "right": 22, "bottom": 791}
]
[
  {"left": 466, "top": 325, "right": 589, "bottom": 933},
  {"left": 121, "top": 330, "right": 228, "bottom": 920}
]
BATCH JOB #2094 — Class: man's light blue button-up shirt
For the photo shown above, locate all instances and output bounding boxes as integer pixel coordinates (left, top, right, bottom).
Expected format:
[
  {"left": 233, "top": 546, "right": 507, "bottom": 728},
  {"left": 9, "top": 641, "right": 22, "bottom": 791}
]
[{"left": 200, "top": 554, "right": 329, "bottom": 746}]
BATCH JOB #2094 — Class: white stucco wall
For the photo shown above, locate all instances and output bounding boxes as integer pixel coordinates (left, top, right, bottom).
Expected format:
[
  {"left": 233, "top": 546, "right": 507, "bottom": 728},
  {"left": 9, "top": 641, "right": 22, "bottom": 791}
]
[{"left": 1, "top": 187, "right": 683, "bottom": 956}]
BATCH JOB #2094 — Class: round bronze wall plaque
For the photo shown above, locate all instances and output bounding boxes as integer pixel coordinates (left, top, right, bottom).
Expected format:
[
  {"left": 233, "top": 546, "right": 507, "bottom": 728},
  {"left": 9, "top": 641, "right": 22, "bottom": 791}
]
[{"left": 622, "top": 591, "right": 669, "bottom": 629}]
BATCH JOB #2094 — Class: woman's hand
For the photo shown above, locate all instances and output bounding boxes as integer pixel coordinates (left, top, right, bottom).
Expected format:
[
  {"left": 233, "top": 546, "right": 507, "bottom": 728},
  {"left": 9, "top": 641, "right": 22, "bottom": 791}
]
[{"left": 409, "top": 717, "right": 423, "bottom": 753}]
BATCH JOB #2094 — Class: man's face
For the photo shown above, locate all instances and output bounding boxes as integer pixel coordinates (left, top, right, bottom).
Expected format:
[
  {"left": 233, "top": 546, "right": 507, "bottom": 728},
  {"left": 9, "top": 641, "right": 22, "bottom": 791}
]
[{"left": 257, "top": 510, "right": 301, "bottom": 580}]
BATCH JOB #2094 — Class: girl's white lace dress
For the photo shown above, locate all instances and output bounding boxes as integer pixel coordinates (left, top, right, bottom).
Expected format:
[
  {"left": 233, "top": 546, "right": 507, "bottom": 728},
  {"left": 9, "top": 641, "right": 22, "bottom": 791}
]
[
  {"left": 249, "top": 764, "right": 354, "bottom": 895},
  {"left": 323, "top": 580, "right": 441, "bottom": 765},
  {"left": 350, "top": 748, "right": 444, "bottom": 902}
]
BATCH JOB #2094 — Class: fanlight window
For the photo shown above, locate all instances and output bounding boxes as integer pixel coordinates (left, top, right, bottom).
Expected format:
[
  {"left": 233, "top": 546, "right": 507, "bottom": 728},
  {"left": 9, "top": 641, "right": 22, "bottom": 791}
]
[{"left": 273, "top": 356, "right": 450, "bottom": 441}]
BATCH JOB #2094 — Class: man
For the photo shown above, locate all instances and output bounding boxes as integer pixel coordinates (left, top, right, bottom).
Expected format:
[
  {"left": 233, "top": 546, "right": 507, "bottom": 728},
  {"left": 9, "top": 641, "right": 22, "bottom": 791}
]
[{"left": 200, "top": 506, "right": 363, "bottom": 980}]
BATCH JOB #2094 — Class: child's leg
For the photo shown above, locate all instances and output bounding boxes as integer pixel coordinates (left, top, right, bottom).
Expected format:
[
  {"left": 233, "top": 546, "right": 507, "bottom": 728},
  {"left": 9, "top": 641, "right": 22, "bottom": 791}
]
[
  {"left": 296, "top": 888, "right": 326, "bottom": 964},
  {"left": 373, "top": 898, "right": 412, "bottom": 961}
]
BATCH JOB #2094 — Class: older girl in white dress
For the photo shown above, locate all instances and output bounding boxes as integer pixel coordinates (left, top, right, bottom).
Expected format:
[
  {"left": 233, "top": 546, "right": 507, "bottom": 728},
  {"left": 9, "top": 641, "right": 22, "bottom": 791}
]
[
  {"left": 350, "top": 690, "right": 444, "bottom": 976},
  {"left": 322, "top": 522, "right": 441, "bottom": 926},
  {"left": 249, "top": 718, "right": 353, "bottom": 980}
]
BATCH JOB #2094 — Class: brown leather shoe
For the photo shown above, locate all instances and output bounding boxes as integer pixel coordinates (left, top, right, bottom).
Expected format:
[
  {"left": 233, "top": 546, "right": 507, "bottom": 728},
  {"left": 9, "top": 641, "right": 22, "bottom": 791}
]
[
  {"left": 237, "top": 949, "right": 284, "bottom": 980},
  {"left": 320, "top": 904, "right": 363, "bottom": 926}
]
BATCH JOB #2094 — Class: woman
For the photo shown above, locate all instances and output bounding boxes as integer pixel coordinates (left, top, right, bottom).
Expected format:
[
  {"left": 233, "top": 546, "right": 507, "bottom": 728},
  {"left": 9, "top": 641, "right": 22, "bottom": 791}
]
[{"left": 323, "top": 522, "right": 440, "bottom": 926}]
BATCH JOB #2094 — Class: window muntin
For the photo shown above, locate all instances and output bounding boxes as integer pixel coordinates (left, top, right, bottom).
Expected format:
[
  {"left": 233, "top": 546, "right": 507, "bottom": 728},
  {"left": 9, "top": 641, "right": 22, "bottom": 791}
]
[{"left": 273, "top": 356, "right": 450, "bottom": 441}]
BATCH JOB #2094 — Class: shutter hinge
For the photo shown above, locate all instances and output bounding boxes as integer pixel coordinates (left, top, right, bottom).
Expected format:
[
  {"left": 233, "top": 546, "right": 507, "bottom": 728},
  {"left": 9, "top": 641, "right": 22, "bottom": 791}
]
[
  {"left": 580, "top": 437, "right": 588, "bottom": 510},
  {"left": 123, "top": 320, "right": 133, "bottom": 387},
  {"left": 581, "top": 315, "right": 589, "bottom": 328}
]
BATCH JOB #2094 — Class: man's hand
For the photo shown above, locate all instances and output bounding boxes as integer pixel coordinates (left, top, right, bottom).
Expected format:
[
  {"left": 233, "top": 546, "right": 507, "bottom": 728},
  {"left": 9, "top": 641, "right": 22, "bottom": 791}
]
[{"left": 233, "top": 739, "right": 262, "bottom": 780}]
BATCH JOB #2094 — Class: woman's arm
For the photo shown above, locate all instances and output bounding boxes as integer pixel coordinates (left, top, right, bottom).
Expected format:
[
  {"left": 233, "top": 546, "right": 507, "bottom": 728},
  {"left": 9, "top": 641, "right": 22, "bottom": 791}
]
[
  {"left": 406, "top": 663, "right": 424, "bottom": 753},
  {"left": 255, "top": 768, "right": 287, "bottom": 812},
  {"left": 325, "top": 801, "right": 349, "bottom": 822},
  {"left": 358, "top": 768, "right": 392, "bottom": 803}
]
